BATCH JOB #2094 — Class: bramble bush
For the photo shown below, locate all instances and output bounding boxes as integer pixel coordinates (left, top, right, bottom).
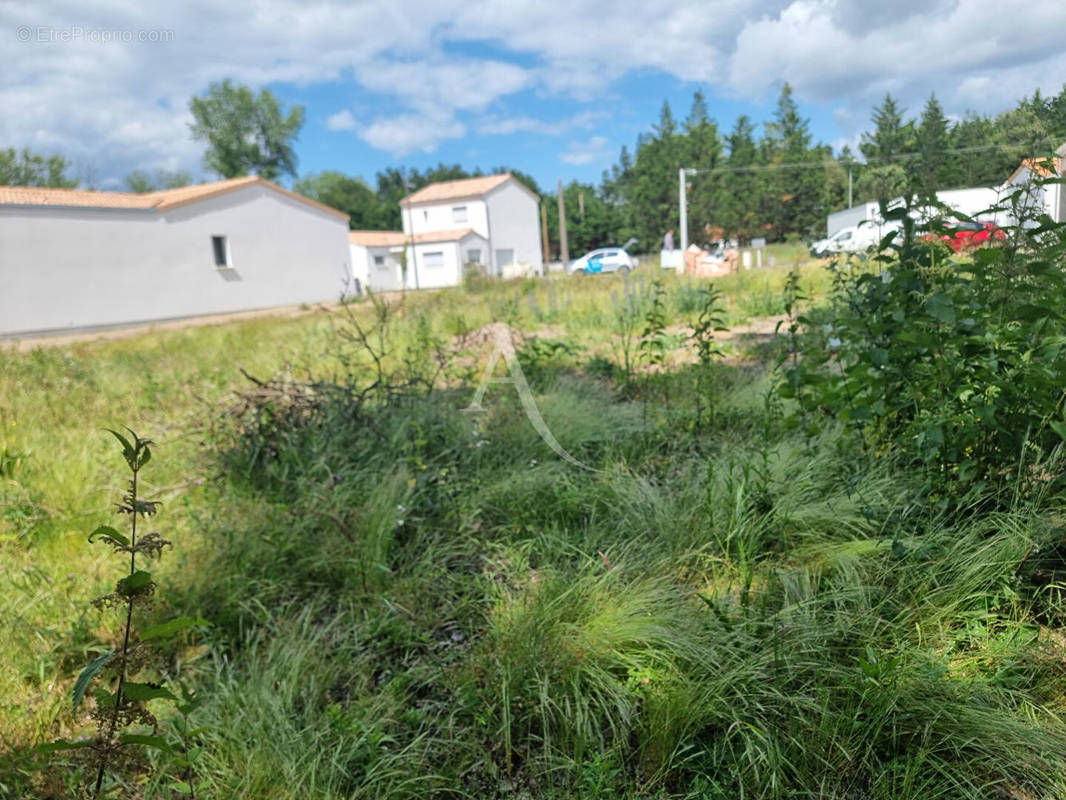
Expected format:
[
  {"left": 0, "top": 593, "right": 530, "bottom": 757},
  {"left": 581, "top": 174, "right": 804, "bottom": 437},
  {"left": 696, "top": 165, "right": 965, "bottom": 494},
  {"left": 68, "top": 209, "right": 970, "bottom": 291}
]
[{"left": 783, "top": 184, "right": 1066, "bottom": 507}]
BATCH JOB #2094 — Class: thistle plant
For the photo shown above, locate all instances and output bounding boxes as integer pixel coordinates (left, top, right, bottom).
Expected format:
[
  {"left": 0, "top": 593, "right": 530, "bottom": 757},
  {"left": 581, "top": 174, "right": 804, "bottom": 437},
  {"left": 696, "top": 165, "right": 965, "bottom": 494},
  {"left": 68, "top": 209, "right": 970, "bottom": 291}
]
[
  {"left": 639, "top": 279, "right": 670, "bottom": 420},
  {"left": 690, "top": 285, "right": 728, "bottom": 430},
  {"left": 41, "top": 429, "right": 206, "bottom": 798}
]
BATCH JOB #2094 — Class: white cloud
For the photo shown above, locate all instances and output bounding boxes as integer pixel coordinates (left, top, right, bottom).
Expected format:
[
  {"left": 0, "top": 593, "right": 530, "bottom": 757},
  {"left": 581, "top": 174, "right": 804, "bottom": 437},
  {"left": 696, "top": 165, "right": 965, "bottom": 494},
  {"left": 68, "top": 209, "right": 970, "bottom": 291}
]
[
  {"left": 325, "top": 109, "right": 357, "bottom": 131},
  {"left": 359, "top": 112, "right": 466, "bottom": 155},
  {"left": 3, "top": 0, "right": 1066, "bottom": 182},
  {"left": 478, "top": 110, "right": 603, "bottom": 136},
  {"left": 560, "top": 135, "right": 610, "bottom": 165}
]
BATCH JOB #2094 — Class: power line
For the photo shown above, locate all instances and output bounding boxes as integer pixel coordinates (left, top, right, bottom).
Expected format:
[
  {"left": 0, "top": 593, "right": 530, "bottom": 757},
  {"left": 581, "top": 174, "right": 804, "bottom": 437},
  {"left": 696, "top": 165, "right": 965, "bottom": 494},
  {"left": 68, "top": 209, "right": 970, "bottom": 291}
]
[{"left": 684, "top": 142, "right": 1045, "bottom": 176}]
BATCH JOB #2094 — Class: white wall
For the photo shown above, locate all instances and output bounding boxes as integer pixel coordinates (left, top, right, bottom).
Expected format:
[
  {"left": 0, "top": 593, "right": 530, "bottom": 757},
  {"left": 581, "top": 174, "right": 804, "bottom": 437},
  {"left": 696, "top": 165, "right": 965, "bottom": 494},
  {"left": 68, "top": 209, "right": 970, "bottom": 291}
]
[
  {"left": 401, "top": 233, "right": 487, "bottom": 290},
  {"left": 484, "top": 181, "right": 542, "bottom": 275},
  {"left": 350, "top": 243, "right": 370, "bottom": 294},
  {"left": 403, "top": 241, "right": 461, "bottom": 290},
  {"left": 356, "top": 245, "right": 403, "bottom": 292},
  {"left": 827, "top": 202, "right": 877, "bottom": 237},
  {"left": 402, "top": 199, "right": 488, "bottom": 239},
  {"left": 0, "top": 184, "right": 350, "bottom": 337}
]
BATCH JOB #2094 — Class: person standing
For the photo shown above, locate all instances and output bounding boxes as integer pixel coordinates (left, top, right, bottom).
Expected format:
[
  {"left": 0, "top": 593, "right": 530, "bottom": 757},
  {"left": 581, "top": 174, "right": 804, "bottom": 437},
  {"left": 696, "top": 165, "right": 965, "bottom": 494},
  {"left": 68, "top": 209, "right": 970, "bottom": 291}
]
[{"left": 663, "top": 229, "right": 675, "bottom": 252}]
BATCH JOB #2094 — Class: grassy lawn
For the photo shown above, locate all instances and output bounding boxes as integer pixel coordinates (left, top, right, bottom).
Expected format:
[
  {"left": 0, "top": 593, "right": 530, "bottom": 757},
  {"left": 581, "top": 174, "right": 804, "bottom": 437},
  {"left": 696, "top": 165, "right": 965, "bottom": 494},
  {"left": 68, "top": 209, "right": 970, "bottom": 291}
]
[{"left": 3, "top": 255, "right": 1065, "bottom": 798}]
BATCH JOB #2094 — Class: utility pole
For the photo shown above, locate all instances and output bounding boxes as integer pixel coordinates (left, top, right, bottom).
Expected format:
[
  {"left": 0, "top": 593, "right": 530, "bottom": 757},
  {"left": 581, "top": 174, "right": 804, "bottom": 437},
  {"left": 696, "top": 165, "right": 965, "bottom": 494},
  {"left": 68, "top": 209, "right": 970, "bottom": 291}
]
[
  {"left": 578, "top": 192, "right": 585, "bottom": 222},
  {"left": 540, "top": 203, "right": 550, "bottom": 274},
  {"left": 402, "top": 173, "right": 419, "bottom": 291},
  {"left": 678, "top": 167, "right": 689, "bottom": 252},
  {"left": 848, "top": 167, "right": 853, "bottom": 209},
  {"left": 557, "top": 179, "right": 569, "bottom": 266}
]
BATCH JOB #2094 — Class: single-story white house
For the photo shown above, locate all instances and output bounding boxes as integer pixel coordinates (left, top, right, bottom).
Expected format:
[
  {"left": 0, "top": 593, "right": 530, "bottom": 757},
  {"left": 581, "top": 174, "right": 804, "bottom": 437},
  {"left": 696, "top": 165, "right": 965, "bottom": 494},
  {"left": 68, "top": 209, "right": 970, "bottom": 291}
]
[
  {"left": 400, "top": 173, "right": 542, "bottom": 278},
  {"left": 351, "top": 227, "right": 490, "bottom": 292},
  {"left": 0, "top": 176, "right": 351, "bottom": 338}
]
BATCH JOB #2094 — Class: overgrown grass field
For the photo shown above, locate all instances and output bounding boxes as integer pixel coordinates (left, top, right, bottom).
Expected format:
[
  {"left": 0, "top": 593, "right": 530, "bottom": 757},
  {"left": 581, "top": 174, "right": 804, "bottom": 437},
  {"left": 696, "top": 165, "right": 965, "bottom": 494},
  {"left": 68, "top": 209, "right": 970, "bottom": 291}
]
[{"left": 3, "top": 246, "right": 1066, "bottom": 798}]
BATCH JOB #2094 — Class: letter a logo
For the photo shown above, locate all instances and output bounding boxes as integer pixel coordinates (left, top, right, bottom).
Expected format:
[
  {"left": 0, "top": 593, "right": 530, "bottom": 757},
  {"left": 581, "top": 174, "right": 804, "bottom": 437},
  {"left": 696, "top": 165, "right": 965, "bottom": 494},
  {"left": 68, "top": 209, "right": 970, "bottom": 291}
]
[{"left": 464, "top": 326, "right": 598, "bottom": 472}]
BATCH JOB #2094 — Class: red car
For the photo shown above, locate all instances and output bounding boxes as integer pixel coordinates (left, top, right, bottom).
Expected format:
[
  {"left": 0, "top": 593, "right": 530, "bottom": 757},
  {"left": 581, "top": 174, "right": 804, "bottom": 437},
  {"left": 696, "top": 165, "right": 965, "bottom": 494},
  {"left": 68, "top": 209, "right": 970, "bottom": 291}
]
[{"left": 921, "top": 220, "right": 1005, "bottom": 252}]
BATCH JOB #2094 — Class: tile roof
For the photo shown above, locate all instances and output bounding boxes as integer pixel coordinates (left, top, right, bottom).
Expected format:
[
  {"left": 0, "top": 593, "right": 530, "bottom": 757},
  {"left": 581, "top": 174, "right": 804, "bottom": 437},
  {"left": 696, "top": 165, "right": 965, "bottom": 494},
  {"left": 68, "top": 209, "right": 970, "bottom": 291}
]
[
  {"left": 400, "top": 173, "right": 516, "bottom": 206},
  {"left": 349, "top": 230, "right": 407, "bottom": 246},
  {"left": 411, "top": 227, "right": 479, "bottom": 243},
  {"left": 350, "top": 228, "right": 482, "bottom": 246},
  {"left": 1006, "top": 156, "right": 1064, "bottom": 184},
  {"left": 0, "top": 176, "right": 349, "bottom": 219}
]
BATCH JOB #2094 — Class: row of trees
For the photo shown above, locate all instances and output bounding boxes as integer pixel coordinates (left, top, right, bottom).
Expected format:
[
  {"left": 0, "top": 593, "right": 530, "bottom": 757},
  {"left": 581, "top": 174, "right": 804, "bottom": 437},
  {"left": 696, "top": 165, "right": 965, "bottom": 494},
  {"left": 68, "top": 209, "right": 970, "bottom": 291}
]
[
  {"left": 4, "top": 79, "right": 1065, "bottom": 253},
  {"left": 588, "top": 83, "right": 1066, "bottom": 253}
]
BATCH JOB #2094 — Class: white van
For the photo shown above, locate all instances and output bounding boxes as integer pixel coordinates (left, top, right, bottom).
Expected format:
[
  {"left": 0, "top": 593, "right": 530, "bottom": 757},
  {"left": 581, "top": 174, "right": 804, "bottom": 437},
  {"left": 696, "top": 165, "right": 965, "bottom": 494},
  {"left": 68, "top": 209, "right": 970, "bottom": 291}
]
[{"left": 811, "top": 221, "right": 901, "bottom": 257}]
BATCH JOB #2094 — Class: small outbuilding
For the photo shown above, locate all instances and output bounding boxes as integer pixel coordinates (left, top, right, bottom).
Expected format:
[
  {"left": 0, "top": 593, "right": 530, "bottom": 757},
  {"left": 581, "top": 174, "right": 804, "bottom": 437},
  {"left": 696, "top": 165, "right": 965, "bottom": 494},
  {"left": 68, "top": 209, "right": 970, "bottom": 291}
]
[
  {"left": 0, "top": 176, "right": 352, "bottom": 338},
  {"left": 350, "top": 228, "right": 490, "bottom": 292}
]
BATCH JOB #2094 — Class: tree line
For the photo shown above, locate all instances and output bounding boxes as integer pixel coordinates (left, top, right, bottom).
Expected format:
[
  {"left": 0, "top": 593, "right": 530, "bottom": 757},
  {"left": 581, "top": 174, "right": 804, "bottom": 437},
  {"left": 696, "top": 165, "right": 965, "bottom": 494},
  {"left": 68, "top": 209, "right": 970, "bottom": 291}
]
[{"left": 3, "top": 79, "right": 1065, "bottom": 254}]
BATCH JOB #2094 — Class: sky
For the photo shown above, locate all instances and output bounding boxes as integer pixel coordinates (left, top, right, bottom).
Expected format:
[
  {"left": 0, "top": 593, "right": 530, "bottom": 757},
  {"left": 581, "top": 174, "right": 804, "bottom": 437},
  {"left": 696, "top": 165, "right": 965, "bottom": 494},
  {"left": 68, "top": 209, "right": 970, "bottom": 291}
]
[{"left": 3, "top": 0, "right": 1066, "bottom": 193}]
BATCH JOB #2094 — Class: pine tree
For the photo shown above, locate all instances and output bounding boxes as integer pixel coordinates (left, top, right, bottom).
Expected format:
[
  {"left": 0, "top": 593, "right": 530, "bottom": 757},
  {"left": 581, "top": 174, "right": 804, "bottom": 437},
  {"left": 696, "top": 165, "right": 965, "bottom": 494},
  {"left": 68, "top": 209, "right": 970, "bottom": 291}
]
[
  {"left": 860, "top": 94, "right": 914, "bottom": 166},
  {"left": 761, "top": 84, "right": 821, "bottom": 238},
  {"left": 916, "top": 93, "right": 949, "bottom": 197},
  {"left": 683, "top": 91, "right": 722, "bottom": 244}
]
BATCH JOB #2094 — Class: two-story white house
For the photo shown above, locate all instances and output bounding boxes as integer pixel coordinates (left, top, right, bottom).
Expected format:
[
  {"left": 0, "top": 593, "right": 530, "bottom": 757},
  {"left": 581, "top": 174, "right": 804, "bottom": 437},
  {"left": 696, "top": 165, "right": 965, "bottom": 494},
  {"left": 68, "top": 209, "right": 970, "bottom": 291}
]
[{"left": 399, "top": 173, "right": 542, "bottom": 284}]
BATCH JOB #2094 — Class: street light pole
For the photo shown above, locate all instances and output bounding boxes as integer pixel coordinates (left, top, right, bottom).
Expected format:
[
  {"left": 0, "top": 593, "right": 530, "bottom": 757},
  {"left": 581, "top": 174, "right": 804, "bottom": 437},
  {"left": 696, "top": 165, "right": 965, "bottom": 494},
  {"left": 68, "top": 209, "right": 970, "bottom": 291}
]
[{"left": 678, "top": 167, "right": 688, "bottom": 253}]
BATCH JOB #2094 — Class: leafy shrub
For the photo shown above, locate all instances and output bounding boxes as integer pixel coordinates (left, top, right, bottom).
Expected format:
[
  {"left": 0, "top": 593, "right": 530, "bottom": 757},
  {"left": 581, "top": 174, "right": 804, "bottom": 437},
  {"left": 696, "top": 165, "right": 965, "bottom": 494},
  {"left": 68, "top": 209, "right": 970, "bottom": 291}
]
[{"left": 785, "top": 201, "right": 1066, "bottom": 506}]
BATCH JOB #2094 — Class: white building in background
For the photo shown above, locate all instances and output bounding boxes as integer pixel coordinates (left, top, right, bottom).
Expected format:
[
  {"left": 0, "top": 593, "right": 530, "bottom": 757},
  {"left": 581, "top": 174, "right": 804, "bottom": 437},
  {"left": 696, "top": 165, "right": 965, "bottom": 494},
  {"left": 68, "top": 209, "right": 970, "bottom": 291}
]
[
  {"left": 0, "top": 176, "right": 351, "bottom": 338},
  {"left": 1001, "top": 153, "right": 1065, "bottom": 225},
  {"left": 400, "top": 173, "right": 542, "bottom": 279},
  {"left": 350, "top": 228, "right": 490, "bottom": 292},
  {"left": 825, "top": 187, "right": 1004, "bottom": 238},
  {"left": 349, "top": 230, "right": 406, "bottom": 292}
]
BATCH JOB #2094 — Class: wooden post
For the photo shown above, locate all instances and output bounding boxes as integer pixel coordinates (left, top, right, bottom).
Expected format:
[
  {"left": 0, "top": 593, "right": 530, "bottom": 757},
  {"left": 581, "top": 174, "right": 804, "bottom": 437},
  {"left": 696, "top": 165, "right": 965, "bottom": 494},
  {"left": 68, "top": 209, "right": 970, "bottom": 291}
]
[
  {"left": 578, "top": 192, "right": 585, "bottom": 221},
  {"left": 557, "top": 179, "right": 569, "bottom": 266},
  {"left": 540, "top": 202, "right": 550, "bottom": 274}
]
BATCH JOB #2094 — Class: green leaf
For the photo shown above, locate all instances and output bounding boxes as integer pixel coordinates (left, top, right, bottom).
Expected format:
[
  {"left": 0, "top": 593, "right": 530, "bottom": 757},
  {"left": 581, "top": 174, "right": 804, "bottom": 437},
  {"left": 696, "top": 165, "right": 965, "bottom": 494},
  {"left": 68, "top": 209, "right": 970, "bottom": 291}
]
[
  {"left": 105, "top": 428, "right": 136, "bottom": 463},
  {"left": 72, "top": 650, "right": 114, "bottom": 712},
  {"left": 168, "top": 781, "right": 193, "bottom": 795},
  {"left": 117, "top": 570, "right": 153, "bottom": 596},
  {"left": 1050, "top": 421, "right": 1066, "bottom": 442},
  {"left": 119, "top": 733, "right": 174, "bottom": 753},
  {"left": 926, "top": 292, "right": 956, "bottom": 325},
  {"left": 138, "top": 445, "right": 152, "bottom": 468},
  {"left": 122, "top": 682, "right": 177, "bottom": 703},
  {"left": 88, "top": 525, "right": 129, "bottom": 547},
  {"left": 141, "top": 616, "right": 211, "bottom": 640}
]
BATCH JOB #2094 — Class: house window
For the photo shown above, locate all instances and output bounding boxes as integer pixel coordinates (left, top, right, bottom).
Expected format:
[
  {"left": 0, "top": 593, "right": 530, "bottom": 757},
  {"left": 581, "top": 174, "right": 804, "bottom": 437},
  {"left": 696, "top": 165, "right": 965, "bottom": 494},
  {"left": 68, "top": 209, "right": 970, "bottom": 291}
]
[
  {"left": 373, "top": 255, "right": 385, "bottom": 266},
  {"left": 452, "top": 205, "right": 468, "bottom": 223},
  {"left": 466, "top": 248, "right": 482, "bottom": 264},
  {"left": 211, "top": 235, "right": 230, "bottom": 268},
  {"left": 423, "top": 251, "right": 445, "bottom": 268},
  {"left": 495, "top": 248, "right": 515, "bottom": 268}
]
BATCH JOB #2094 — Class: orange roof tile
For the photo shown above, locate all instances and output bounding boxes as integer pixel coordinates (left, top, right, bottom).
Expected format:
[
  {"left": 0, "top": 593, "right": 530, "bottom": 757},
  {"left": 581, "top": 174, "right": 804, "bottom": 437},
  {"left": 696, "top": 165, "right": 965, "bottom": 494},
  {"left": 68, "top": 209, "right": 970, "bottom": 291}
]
[
  {"left": 349, "top": 230, "right": 407, "bottom": 246},
  {"left": 400, "top": 173, "right": 530, "bottom": 206},
  {"left": 351, "top": 228, "right": 483, "bottom": 246},
  {"left": 1007, "top": 156, "right": 1064, "bottom": 184},
  {"left": 0, "top": 176, "right": 348, "bottom": 220},
  {"left": 410, "top": 227, "right": 481, "bottom": 243}
]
